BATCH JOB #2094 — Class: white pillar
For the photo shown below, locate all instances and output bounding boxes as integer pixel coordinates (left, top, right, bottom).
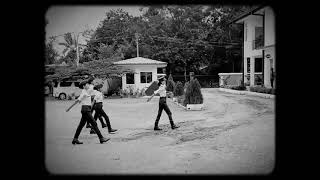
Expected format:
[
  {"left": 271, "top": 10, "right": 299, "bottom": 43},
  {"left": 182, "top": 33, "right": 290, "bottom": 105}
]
[
  {"left": 264, "top": 58, "right": 271, "bottom": 88},
  {"left": 122, "top": 75, "right": 126, "bottom": 90},
  {"left": 250, "top": 57, "right": 255, "bottom": 86}
]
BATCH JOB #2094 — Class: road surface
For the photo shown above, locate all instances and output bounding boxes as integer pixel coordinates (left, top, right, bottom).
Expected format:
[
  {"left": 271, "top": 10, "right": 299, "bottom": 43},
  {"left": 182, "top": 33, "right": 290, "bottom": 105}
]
[{"left": 45, "top": 88, "right": 275, "bottom": 174}]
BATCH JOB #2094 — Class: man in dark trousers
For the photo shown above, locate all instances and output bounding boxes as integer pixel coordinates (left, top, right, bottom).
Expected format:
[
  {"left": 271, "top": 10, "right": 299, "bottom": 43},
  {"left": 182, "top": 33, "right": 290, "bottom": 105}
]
[
  {"left": 147, "top": 77, "right": 179, "bottom": 131},
  {"left": 66, "top": 79, "right": 109, "bottom": 145}
]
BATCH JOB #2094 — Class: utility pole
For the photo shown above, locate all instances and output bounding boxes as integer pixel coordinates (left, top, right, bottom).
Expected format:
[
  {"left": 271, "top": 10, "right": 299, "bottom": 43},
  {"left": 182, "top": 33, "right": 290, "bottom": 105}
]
[{"left": 135, "top": 33, "right": 139, "bottom": 57}]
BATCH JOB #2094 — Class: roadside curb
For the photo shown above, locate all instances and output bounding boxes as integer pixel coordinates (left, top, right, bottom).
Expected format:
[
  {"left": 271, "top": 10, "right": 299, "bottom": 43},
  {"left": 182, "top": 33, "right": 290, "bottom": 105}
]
[{"left": 218, "top": 88, "right": 275, "bottom": 99}]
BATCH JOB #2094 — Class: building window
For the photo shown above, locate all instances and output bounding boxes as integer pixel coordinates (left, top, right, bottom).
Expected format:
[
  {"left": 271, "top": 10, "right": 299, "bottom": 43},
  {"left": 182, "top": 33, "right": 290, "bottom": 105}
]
[
  {"left": 255, "top": 58, "right": 263, "bottom": 72},
  {"left": 60, "top": 81, "right": 72, "bottom": 87},
  {"left": 157, "top": 68, "right": 165, "bottom": 74},
  {"left": 247, "top": 57, "right": 250, "bottom": 73},
  {"left": 126, "top": 73, "right": 134, "bottom": 84},
  {"left": 253, "top": 27, "right": 264, "bottom": 49},
  {"left": 140, "top": 72, "right": 152, "bottom": 83}
]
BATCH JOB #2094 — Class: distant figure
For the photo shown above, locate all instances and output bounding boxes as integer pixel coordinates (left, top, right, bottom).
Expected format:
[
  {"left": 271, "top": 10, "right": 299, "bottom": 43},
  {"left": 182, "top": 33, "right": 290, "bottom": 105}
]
[{"left": 271, "top": 68, "right": 275, "bottom": 88}]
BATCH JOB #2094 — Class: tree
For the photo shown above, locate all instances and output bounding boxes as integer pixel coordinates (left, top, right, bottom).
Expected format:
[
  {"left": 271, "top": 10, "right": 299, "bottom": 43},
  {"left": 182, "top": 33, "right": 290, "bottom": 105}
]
[
  {"left": 45, "top": 40, "right": 59, "bottom": 65},
  {"left": 173, "top": 81, "right": 184, "bottom": 96},
  {"left": 183, "top": 78, "right": 203, "bottom": 105}
]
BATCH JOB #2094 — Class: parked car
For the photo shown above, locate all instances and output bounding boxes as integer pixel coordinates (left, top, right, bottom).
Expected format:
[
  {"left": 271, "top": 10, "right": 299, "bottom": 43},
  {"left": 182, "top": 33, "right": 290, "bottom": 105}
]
[{"left": 53, "top": 81, "right": 82, "bottom": 100}]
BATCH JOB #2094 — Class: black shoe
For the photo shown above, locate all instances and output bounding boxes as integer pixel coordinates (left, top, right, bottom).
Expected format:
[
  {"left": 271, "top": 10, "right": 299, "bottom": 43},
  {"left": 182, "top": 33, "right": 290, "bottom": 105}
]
[
  {"left": 90, "top": 129, "right": 96, "bottom": 134},
  {"left": 154, "top": 127, "right": 162, "bottom": 131},
  {"left": 72, "top": 139, "right": 83, "bottom": 145},
  {"left": 108, "top": 129, "right": 117, "bottom": 133},
  {"left": 100, "top": 137, "right": 110, "bottom": 144},
  {"left": 102, "top": 124, "right": 107, "bottom": 128},
  {"left": 171, "top": 125, "right": 179, "bottom": 130}
]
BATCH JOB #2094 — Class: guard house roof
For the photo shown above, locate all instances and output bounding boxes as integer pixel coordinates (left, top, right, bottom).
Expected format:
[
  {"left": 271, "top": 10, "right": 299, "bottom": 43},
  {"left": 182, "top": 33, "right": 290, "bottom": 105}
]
[
  {"left": 228, "top": 5, "right": 266, "bottom": 25},
  {"left": 113, "top": 57, "right": 167, "bottom": 66}
]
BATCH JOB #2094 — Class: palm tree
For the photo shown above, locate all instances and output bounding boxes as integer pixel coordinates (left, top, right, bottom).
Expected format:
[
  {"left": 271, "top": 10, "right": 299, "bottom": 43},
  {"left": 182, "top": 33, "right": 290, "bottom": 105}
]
[{"left": 59, "top": 32, "right": 86, "bottom": 67}]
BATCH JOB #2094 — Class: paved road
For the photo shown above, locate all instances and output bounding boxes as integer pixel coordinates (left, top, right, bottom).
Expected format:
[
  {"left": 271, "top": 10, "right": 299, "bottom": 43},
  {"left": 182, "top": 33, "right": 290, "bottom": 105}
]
[{"left": 45, "top": 88, "right": 275, "bottom": 174}]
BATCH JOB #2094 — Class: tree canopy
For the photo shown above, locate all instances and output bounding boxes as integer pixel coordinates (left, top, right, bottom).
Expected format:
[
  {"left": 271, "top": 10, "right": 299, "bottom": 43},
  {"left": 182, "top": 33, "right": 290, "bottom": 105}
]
[{"left": 46, "top": 5, "right": 252, "bottom": 82}]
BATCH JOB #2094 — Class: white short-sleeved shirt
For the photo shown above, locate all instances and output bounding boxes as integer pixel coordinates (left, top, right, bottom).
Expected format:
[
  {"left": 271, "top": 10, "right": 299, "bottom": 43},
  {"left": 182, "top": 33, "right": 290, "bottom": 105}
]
[
  {"left": 154, "top": 84, "right": 166, "bottom": 97},
  {"left": 88, "top": 84, "right": 95, "bottom": 96},
  {"left": 77, "top": 89, "right": 92, "bottom": 106},
  {"left": 94, "top": 90, "right": 104, "bottom": 103}
]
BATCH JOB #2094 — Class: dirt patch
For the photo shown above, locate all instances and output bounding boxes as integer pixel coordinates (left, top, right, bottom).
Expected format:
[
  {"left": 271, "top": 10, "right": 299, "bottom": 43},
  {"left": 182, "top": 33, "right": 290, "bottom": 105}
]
[{"left": 111, "top": 118, "right": 253, "bottom": 146}]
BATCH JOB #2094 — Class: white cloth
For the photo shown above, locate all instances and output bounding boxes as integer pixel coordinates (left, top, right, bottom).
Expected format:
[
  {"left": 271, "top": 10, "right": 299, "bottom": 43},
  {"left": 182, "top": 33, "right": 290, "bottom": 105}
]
[
  {"left": 94, "top": 90, "right": 104, "bottom": 103},
  {"left": 77, "top": 89, "right": 92, "bottom": 106},
  {"left": 154, "top": 84, "right": 166, "bottom": 97}
]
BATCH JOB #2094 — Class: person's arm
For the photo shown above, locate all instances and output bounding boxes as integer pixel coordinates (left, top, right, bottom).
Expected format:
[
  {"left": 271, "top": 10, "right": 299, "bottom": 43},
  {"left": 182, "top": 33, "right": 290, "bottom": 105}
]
[
  {"left": 147, "top": 93, "right": 155, "bottom": 102},
  {"left": 147, "top": 85, "right": 163, "bottom": 102}
]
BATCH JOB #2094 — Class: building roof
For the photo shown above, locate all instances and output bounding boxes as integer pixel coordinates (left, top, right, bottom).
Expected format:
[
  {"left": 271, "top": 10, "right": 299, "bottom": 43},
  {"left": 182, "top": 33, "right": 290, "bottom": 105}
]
[
  {"left": 228, "top": 5, "right": 266, "bottom": 25},
  {"left": 113, "top": 57, "right": 167, "bottom": 65}
]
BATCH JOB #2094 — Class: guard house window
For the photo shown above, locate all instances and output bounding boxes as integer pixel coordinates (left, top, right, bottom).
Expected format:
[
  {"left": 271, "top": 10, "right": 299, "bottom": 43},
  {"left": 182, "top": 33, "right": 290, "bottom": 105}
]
[
  {"left": 126, "top": 73, "right": 134, "bottom": 84},
  {"left": 140, "top": 72, "right": 152, "bottom": 83}
]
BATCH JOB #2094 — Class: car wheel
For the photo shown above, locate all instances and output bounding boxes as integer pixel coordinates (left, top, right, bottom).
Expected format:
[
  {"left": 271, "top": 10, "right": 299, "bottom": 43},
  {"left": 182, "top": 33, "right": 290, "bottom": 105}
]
[{"left": 59, "top": 93, "right": 66, "bottom": 100}]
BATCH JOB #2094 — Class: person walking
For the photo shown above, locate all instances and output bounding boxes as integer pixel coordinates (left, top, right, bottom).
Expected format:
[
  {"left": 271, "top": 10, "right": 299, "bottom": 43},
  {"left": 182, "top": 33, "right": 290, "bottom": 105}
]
[
  {"left": 90, "top": 84, "right": 117, "bottom": 134},
  {"left": 85, "top": 76, "right": 95, "bottom": 129},
  {"left": 147, "top": 77, "right": 179, "bottom": 131},
  {"left": 66, "top": 79, "right": 109, "bottom": 145}
]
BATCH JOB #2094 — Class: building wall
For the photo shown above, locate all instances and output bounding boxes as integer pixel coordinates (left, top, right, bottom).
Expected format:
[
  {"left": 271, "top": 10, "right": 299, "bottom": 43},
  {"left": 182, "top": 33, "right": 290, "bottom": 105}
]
[
  {"left": 218, "top": 73, "right": 243, "bottom": 86},
  {"left": 264, "top": 7, "right": 275, "bottom": 47},
  {"left": 243, "top": 16, "right": 263, "bottom": 85},
  {"left": 120, "top": 64, "right": 164, "bottom": 91},
  {"left": 263, "top": 7, "right": 276, "bottom": 88}
]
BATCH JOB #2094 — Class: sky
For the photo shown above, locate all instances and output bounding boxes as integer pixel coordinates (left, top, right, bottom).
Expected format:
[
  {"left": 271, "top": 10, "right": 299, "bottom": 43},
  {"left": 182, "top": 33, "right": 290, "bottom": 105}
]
[{"left": 45, "top": 6, "right": 145, "bottom": 55}]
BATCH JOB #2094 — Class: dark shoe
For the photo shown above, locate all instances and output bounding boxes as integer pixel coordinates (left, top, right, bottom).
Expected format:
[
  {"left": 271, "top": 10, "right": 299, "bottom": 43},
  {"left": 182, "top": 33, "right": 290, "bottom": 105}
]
[
  {"left": 100, "top": 137, "right": 110, "bottom": 144},
  {"left": 108, "top": 129, "right": 117, "bottom": 133},
  {"left": 154, "top": 127, "right": 162, "bottom": 131},
  {"left": 72, "top": 138, "right": 83, "bottom": 145},
  {"left": 171, "top": 125, "right": 179, "bottom": 130},
  {"left": 90, "top": 129, "right": 96, "bottom": 134},
  {"left": 102, "top": 124, "right": 107, "bottom": 128}
]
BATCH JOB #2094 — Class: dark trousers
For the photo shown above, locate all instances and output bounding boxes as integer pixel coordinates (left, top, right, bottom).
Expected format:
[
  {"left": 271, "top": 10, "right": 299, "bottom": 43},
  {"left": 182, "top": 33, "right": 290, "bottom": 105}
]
[
  {"left": 74, "top": 106, "right": 104, "bottom": 139},
  {"left": 94, "top": 102, "right": 112, "bottom": 130},
  {"left": 155, "top": 97, "right": 174, "bottom": 127}
]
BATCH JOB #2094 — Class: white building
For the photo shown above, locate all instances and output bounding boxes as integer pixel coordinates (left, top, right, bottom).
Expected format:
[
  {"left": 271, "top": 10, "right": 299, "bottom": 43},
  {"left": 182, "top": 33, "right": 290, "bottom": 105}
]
[
  {"left": 113, "top": 57, "right": 167, "bottom": 91},
  {"left": 233, "top": 6, "right": 275, "bottom": 88}
]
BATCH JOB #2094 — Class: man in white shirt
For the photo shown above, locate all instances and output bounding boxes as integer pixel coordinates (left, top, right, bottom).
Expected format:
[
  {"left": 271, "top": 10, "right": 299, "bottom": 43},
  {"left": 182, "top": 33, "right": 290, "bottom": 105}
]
[
  {"left": 147, "top": 77, "right": 179, "bottom": 130},
  {"left": 66, "top": 79, "right": 109, "bottom": 145}
]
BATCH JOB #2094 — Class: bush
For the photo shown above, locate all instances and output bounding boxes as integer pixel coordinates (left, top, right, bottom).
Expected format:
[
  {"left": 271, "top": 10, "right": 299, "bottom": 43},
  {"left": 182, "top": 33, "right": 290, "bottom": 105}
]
[
  {"left": 173, "top": 81, "right": 184, "bottom": 96},
  {"left": 183, "top": 79, "right": 203, "bottom": 105},
  {"left": 168, "top": 74, "right": 174, "bottom": 81},
  {"left": 166, "top": 79, "right": 175, "bottom": 92},
  {"left": 249, "top": 86, "right": 275, "bottom": 94}
]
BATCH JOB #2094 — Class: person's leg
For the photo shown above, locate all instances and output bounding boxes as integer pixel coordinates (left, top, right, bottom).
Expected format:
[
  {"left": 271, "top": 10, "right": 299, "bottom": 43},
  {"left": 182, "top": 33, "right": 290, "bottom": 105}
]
[
  {"left": 154, "top": 101, "right": 164, "bottom": 130},
  {"left": 84, "top": 111, "right": 110, "bottom": 143},
  {"left": 163, "top": 102, "right": 179, "bottom": 129},
  {"left": 72, "top": 114, "right": 87, "bottom": 144},
  {"left": 94, "top": 103, "right": 107, "bottom": 128},
  {"left": 99, "top": 108, "right": 116, "bottom": 133},
  {"left": 98, "top": 115, "right": 107, "bottom": 128}
]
